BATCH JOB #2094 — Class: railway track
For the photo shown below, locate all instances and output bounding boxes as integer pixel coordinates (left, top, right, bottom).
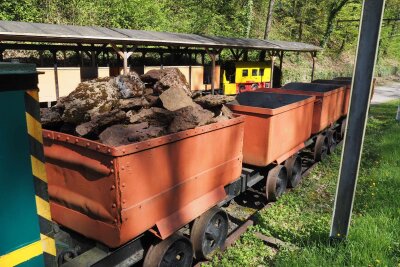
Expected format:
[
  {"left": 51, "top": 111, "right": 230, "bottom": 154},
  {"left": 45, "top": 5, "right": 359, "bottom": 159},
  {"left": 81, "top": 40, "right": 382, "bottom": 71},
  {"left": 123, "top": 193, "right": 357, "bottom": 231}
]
[
  {"left": 97, "top": 142, "right": 340, "bottom": 267},
  {"left": 193, "top": 143, "right": 339, "bottom": 267}
]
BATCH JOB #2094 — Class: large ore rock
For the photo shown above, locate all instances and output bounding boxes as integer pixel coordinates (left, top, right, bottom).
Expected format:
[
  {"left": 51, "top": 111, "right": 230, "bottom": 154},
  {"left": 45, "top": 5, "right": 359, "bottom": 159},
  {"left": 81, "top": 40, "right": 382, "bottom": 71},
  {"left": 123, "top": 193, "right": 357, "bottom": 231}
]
[
  {"left": 40, "top": 108, "right": 63, "bottom": 129},
  {"left": 62, "top": 77, "right": 120, "bottom": 125},
  {"left": 168, "top": 106, "right": 214, "bottom": 133},
  {"left": 194, "top": 95, "right": 235, "bottom": 109},
  {"left": 118, "top": 97, "right": 150, "bottom": 111},
  {"left": 159, "top": 86, "right": 198, "bottom": 112},
  {"left": 115, "top": 72, "right": 145, "bottom": 98},
  {"left": 75, "top": 109, "right": 127, "bottom": 137},
  {"left": 141, "top": 68, "right": 192, "bottom": 97},
  {"left": 99, "top": 122, "right": 165, "bottom": 146},
  {"left": 140, "top": 69, "right": 164, "bottom": 84},
  {"left": 127, "top": 107, "right": 173, "bottom": 127}
]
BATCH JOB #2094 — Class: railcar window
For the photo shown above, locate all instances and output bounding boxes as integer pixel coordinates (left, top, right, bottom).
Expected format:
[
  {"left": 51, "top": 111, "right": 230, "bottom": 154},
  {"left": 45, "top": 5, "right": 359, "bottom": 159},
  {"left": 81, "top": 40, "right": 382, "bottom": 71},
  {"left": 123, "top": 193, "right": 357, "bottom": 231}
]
[
  {"left": 260, "top": 69, "right": 265, "bottom": 76},
  {"left": 252, "top": 69, "right": 258, "bottom": 76},
  {"left": 242, "top": 69, "right": 248, "bottom": 77}
]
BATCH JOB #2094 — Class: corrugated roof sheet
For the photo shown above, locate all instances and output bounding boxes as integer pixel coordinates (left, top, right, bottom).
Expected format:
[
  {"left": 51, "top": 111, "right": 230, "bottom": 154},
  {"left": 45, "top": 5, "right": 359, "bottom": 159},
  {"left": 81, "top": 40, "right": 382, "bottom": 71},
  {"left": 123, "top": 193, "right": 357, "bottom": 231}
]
[{"left": 0, "top": 20, "right": 322, "bottom": 52}]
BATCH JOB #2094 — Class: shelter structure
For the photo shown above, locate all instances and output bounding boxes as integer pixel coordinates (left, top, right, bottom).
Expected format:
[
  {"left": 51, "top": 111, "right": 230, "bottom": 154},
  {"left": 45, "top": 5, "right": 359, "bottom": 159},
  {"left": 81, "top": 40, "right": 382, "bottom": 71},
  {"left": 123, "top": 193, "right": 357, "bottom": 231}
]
[{"left": 0, "top": 20, "right": 322, "bottom": 97}]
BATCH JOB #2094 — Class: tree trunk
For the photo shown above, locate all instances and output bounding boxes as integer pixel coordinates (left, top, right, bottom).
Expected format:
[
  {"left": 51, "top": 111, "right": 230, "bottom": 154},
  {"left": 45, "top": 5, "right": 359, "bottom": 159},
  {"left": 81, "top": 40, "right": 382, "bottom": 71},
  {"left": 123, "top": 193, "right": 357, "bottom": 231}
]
[
  {"left": 260, "top": 0, "right": 275, "bottom": 61},
  {"left": 320, "top": 0, "right": 350, "bottom": 48},
  {"left": 246, "top": 0, "right": 254, "bottom": 38},
  {"left": 264, "top": 0, "right": 275, "bottom": 39}
]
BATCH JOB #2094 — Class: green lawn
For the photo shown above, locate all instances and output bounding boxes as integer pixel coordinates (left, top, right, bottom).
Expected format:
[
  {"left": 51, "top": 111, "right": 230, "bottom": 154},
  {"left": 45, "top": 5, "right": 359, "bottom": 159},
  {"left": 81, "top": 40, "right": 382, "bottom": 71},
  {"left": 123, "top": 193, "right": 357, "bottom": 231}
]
[{"left": 206, "top": 100, "right": 400, "bottom": 267}]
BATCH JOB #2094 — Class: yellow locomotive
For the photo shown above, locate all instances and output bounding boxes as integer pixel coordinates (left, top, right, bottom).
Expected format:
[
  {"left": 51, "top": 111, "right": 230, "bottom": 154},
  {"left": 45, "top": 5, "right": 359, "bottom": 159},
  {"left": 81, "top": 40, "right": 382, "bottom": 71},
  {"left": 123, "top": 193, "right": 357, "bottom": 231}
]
[{"left": 222, "top": 61, "right": 272, "bottom": 95}]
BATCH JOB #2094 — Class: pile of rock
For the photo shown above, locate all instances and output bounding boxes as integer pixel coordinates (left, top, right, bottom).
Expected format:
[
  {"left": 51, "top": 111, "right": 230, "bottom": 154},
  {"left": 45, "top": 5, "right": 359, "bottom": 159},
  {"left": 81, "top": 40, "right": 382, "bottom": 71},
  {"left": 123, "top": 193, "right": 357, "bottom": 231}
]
[{"left": 41, "top": 68, "right": 234, "bottom": 146}]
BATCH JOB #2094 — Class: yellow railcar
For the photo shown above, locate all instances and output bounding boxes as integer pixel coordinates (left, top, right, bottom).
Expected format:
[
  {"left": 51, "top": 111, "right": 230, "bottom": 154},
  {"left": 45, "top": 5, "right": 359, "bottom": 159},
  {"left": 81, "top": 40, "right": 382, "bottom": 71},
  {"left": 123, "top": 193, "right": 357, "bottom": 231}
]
[{"left": 223, "top": 62, "right": 271, "bottom": 95}]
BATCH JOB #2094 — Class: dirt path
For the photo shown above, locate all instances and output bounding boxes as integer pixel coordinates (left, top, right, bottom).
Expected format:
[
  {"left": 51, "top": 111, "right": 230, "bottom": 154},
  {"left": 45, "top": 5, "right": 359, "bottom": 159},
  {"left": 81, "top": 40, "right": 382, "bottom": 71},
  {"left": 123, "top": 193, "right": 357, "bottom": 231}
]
[{"left": 371, "top": 81, "right": 400, "bottom": 104}]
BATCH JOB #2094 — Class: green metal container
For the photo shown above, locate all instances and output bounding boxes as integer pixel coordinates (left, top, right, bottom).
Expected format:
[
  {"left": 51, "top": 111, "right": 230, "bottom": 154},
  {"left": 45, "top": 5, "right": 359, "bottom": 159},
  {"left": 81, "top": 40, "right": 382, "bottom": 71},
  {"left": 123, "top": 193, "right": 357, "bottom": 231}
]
[{"left": 0, "top": 63, "right": 56, "bottom": 267}]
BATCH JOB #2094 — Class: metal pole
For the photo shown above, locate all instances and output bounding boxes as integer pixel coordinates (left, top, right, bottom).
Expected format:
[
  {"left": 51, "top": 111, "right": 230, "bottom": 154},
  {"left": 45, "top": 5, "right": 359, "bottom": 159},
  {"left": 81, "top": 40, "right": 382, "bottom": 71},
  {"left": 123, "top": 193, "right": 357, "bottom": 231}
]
[{"left": 330, "top": 0, "right": 386, "bottom": 239}]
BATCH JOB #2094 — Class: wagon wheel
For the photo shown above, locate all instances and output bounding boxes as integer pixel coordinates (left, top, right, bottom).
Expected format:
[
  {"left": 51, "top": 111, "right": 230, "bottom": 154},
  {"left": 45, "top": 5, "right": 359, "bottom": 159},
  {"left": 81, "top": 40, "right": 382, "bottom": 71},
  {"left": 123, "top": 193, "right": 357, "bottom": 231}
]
[
  {"left": 143, "top": 234, "right": 193, "bottom": 267},
  {"left": 190, "top": 207, "right": 229, "bottom": 260},
  {"left": 251, "top": 83, "right": 259, "bottom": 90},
  {"left": 340, "top": 118, "right": 347, "bottom": 139},
  {"left": 57, "top": 250, "right": 78, "bottom": 265},
  {"left": 314, "top": 134, "right": 328, "bottom": 162},
  {"left": 327, "top": 130, "right": 338, "bottom": 154},
  {"left": 285, "top": 155, "right": 302, "bottom": 188},
  {"left": 238, "top": 84, "right": 246, "bottom": 93},
  {"left": 266, "top": 165, "right": 288, "bottom": 202}
]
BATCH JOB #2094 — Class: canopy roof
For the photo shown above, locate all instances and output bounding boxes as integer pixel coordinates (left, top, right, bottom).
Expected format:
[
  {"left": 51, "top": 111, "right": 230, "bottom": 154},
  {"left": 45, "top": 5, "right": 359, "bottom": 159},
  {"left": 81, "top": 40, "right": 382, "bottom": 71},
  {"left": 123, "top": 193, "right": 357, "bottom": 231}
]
[{"left": 0, "top": 20, "right": 321, "bottom": 52}]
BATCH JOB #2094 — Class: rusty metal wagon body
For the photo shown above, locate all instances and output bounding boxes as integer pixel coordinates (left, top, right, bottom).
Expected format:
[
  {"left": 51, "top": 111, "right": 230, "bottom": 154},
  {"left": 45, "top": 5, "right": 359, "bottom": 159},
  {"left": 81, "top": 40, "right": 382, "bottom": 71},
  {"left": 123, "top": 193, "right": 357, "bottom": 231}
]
[
  {"left": 227, "top": 92, "right": 315, "bottom": 167},
  {"left": 43, "top": 117, "right": 244, "bottom": 249},
  {"left": 257, "top": 83, "right": 345, "bottom": 134}
]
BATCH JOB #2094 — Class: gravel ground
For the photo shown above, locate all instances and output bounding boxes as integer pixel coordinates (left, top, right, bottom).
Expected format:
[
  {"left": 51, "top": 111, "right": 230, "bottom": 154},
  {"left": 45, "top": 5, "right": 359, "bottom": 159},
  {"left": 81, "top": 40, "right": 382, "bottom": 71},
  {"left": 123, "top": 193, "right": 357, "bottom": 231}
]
[{"left": 371, "top": 81, "right": 400, "bottom": 104}]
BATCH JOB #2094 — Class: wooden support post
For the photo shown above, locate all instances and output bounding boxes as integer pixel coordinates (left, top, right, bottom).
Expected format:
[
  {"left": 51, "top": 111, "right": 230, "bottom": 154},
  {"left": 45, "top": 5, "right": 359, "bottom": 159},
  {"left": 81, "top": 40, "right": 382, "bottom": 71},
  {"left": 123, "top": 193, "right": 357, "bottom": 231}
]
[
  {"left": 111, "top": 44, "right": 136, "bottom": 75},
  {"left": 62, "top": 51, "right": 67, "bottom": 67},
  {"left": 160, "top": 52, "right": 164, "bottom": 67},
  {"left": 279, "top": 51, "right": 284, "bottom": 87},
  {"left": 229, "top": 49, "right": 238, "bottom": 61},
  {"left": 205, "top": 48, "right": 222, "bottom": 95},
  {"left": 268, "top": 51, "right": 277, "bottom": 88},
  {"left": 330, "top": 0, "right": 385, "bottom": 239},
  {"left": 189, "top": 65, "right": 192, "bottom": 90},
  {"left": 279, "top": 51, "right": 284, "bottom": 71},
  {"left": 142, "top": 52, "right": 146, "bottom": 63},
  {"left": 39, "top": 51, "right": 44, "bottom": 67},
  {"left": 311, "top": 52, "right": 317, "bottom": 81},
  {"left": 243, "top": 50, "right": 248, "bottom": 61},
  {"left": 52, "top": 50, "right": 60, "bottom": 100},
  {"left": 91, "top": 51, "right": 96, "bottom": 67}
]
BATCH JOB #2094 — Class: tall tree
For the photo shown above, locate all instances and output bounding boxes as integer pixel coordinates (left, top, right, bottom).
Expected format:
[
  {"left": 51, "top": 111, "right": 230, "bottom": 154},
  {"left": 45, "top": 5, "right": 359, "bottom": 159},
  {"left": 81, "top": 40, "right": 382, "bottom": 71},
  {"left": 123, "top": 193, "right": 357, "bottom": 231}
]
[
  {"left": 246, "top": 0, "right": 254, "bottom": 38},
  {"left": 264, "top": 0, "right": 275, "bottom": 39},
  {"left": 320, "top": 0, "right": 351, "bottom": 47}
]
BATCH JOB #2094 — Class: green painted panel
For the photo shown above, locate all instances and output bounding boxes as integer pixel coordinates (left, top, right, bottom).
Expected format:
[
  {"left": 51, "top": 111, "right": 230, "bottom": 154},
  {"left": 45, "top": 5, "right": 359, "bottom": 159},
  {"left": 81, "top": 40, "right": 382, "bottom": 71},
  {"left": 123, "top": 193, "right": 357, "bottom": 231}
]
[
  {"left": 0, "top": 91, "right": 42, "bottom": 255},
  {"left": 0, "top": 62, "right": 36, "bottom": 75},
  {"left": 16, "top": 254, "right": 45, "bottom": 267}
]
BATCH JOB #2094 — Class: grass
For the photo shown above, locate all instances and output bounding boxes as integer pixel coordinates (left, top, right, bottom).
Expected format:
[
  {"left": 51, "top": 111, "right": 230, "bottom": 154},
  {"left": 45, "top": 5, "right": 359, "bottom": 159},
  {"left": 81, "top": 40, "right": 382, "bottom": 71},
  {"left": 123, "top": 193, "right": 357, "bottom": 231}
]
[{"left": 205, "top": 100, "right": 400, "bottom": 267}]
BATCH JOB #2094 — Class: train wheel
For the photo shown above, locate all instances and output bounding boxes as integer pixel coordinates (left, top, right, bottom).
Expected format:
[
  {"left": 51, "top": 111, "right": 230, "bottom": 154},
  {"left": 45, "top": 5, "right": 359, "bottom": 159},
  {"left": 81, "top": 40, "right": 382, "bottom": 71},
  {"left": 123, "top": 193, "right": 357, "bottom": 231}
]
[
  {"left": 327, "top": 130, "right": 338, "bottom": 154},
  {"left": 251, "top": 83, "right": 259, "bottom": 90},
  {"left": 190, "top": 207, "right": 228, "bottom": 260},
  {"left": 340, "top": 118, "right": 347, "bottom": 139},
  {"left": 57, "top": 250, "right": 78, "bottom": 265},
  {"left": 143, "top": 234, "right": 193, "bottom": 267},
  {"left": 285, "top": 155, "right": 302, "bottom": 188},
  {"left": 266, "top": 165, "right": 288, "bottom": 201},
  {"left": 314, "top": 134, "right": 328, "bottom": 162}
]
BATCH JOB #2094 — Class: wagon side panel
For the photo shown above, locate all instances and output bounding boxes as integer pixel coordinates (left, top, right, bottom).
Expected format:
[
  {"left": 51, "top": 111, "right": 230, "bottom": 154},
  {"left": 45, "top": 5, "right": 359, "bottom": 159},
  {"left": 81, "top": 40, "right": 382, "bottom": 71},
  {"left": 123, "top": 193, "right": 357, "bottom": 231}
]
[
  {"left": 44, "top": 138, "right": 122, "bottom": 247},
  {"left": 117, "top": 122, "right": 244, "bottom": 244},
  {"left": 267, "top": 100, "right": 314, "bottom": 162}
]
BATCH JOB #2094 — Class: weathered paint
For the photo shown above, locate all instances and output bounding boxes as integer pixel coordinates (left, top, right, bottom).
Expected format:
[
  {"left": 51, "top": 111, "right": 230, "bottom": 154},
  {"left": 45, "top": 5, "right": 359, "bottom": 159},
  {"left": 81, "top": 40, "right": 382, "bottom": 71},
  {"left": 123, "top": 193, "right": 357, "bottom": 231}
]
[
  {"left": 228, "top": 92, "right": 315, "bottom": 166},
  {"left": 44, "top": 116, "right": 245, "bottom": 248},
  {"left": 258, "top": 85, "right": 345, "bottom": 134},
  {"left": 0, "top": 90, "right": 45, "bottom": 267},
  {"left": 0, "top": 63, "right": 56, "bottom": 267}
]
